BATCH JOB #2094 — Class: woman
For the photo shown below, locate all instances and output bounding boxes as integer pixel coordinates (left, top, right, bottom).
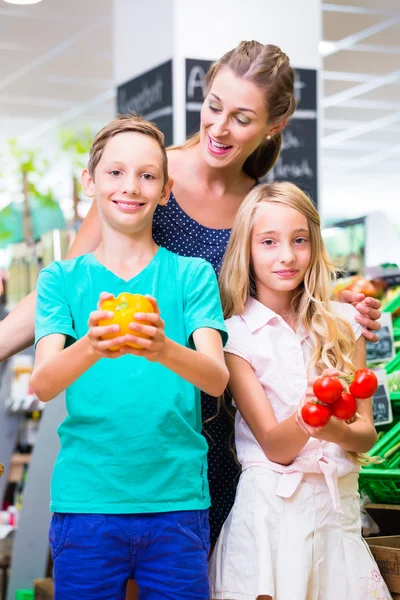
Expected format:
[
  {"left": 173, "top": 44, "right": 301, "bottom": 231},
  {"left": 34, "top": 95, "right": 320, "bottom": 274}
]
[{"left": 0, "top": 40, "right": 380, "bottom": 597}]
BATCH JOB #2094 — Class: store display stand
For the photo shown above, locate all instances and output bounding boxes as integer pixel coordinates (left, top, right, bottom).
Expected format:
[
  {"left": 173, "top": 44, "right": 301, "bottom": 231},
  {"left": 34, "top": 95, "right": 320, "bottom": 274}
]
[
  {"left": 6, "top": 393, "right": 66, "bottom": 600},
  {"left": 0, "top": 359, "right": 21, "bottom": 505}
]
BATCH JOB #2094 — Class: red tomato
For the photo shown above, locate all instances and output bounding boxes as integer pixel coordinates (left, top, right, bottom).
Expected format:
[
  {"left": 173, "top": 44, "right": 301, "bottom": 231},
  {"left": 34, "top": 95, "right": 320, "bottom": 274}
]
[
  {"left": 349, "top": 369, "right": 378, "bottom": 399},
  {"left": 301, "top": 402, "right": 331, "bottom": 428},
  {"left": 331, "top": 392, "right": 357, "bottom": 421},
  {"left": 313, "top": 376, "right": 343, "bottom": 404}
]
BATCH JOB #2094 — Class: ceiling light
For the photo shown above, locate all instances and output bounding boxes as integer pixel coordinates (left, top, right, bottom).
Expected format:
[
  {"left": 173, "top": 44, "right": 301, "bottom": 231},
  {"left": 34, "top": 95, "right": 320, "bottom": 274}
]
[
  {"left": 319, "top": 41, "right": 337, "bottom": 57},
  {"left": 3, "top": 0, "right": 43, "bottom": 4}
]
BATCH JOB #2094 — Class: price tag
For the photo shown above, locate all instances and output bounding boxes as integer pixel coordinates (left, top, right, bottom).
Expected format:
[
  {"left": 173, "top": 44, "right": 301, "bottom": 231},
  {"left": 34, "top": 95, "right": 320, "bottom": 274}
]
[
  {"left": 367, "top": 312, "right": 396, "bottom": 365},
  {"left": 372, "top": 368, "right": 393, "bottom": 426}
]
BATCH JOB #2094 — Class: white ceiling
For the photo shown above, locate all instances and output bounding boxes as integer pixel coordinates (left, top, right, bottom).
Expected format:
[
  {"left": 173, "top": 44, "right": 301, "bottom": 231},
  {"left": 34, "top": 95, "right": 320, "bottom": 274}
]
[
  {"left": 0, "top": 0, "right": 399, "bottom": 221},
  {"left": 321, "top": 0, "right": 400, "bottom": 194},
  {"left": 0, "top": 0, "right": 114, "bottom": 146}
]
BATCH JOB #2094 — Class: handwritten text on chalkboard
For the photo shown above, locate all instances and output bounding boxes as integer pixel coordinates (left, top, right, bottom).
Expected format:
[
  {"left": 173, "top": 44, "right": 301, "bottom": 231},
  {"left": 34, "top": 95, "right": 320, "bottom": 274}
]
[{"left": 117, "top": 60, "right": 173, "bottom": 146}]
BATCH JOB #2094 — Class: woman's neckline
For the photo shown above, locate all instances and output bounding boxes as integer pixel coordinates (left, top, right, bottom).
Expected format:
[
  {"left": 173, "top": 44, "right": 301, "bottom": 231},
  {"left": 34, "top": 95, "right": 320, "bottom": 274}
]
[
  {"left": 165, "top": 147, "right": 257, "bottom": 233},
  {"left": 163, "top": 191, "right": 232, "bottom": 234}
]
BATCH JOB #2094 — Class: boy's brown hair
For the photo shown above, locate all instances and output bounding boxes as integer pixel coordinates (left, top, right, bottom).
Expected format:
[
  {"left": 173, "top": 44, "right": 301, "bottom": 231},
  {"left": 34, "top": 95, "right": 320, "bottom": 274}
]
[{"left": 88, "top": 114, "right": 169, "bottom": 185}]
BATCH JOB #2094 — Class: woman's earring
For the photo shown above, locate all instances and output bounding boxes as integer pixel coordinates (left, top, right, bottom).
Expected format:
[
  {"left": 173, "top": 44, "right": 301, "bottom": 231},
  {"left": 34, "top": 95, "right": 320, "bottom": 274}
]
[{"left": 266, "top": 134, "right": 272, "bottom": 141}]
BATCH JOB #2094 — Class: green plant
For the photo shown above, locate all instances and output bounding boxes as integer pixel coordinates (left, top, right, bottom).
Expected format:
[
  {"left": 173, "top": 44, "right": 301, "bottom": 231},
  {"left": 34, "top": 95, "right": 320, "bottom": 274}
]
[
  {"left": 59, "top": 126, "right": 93, "bottom": 167},
  {"left": 58, "top": 127, "right": 94, "bottom": 222},
  {"left": 0, "top": 206, "right": 14, "bottom": 242},
  {"left": 0, "top": 139, "right": 53, "bottom": 243}
]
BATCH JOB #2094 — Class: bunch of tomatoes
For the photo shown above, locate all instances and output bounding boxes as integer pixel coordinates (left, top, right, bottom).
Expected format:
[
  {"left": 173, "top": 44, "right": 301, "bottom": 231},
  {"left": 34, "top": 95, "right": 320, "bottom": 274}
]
[{"left": 301, "top": 369, "right": 378, "bottom": 428}]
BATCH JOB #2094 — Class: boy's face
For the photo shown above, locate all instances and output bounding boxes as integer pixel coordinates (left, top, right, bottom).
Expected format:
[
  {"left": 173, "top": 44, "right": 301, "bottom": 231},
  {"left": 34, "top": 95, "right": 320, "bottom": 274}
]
[{"left": 82, "top": 131, "right": 172, "bottom": 236}]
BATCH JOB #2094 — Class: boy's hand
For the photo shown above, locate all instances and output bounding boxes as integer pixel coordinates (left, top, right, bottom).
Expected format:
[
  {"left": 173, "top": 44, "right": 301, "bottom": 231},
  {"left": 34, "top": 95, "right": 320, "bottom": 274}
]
[
  {"left": 123, "top": 296, "right": 167, "bottom": 362},
  {"left": 86, "top": 292, "right": 131, "bottom": 359}
]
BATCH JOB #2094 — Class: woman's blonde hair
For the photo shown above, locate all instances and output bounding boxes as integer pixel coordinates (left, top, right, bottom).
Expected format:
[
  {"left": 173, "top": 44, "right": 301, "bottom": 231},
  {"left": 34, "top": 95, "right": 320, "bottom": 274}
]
[
  {"left": 219, "top": 182, "right": 372, "bottom": 464},
  {"left": 171, "top": 41, "right": 296, "bottom": 180}
]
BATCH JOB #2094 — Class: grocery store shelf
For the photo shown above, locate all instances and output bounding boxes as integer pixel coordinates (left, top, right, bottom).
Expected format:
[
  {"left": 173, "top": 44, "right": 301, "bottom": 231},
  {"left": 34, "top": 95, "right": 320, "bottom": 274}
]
[
  {"left": 7, "top": 454, "right": 31, "bottom": 484},
  {"left": 366, "top": 503, "right": 400, "bottom": 511}
]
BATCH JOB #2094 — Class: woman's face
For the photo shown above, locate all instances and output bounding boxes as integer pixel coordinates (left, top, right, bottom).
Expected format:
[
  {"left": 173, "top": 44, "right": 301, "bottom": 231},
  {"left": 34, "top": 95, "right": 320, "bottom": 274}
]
[{"left": 200, "top": 67, "right": 270, "bottom": 173}]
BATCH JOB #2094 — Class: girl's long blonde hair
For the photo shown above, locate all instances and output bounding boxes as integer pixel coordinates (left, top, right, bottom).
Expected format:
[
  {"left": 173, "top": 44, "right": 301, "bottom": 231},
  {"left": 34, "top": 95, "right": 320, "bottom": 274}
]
[
  {"left": 219, "top": 182, "right": 370, "bottom": 464},
  {"left": 219, "top": 181, "right": 356, "bottom": 376}
]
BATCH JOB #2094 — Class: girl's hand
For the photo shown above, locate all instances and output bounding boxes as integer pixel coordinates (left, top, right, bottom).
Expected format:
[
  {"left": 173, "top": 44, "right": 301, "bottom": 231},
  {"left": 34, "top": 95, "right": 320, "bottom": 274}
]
[
  {"left": 340, "top": 290, "right": 381, "bottom": 343},
  {"left": 296, "top": 369, "right": 347, "bottom": 443},
  {"left": 309, "top": 414, "right": 348, "bottom": 444},
  {"left": 123, "top": 296, "right": 167, "bottom": 362},
  {"left": 86, "top": 292, "right": 130, "bottom": 359}
]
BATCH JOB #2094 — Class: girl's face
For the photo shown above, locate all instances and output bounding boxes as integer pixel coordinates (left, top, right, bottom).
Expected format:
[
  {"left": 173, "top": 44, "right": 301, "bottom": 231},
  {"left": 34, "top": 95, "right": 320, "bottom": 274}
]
[
  {"left": 200, "top": 67, "right": 271, "bottom": 172},
  {"left": 251, "top": 201, "right": 312, "bottom": 299}
]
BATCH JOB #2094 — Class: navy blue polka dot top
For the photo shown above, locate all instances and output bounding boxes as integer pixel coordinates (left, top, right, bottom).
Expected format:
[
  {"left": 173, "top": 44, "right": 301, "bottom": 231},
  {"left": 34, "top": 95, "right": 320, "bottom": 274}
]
[
  {"left": 153, "top": 192, "right": 239, "bottom": 544},
  {"left": 153, "top": 192, "right": 231, "bottom": 276}
]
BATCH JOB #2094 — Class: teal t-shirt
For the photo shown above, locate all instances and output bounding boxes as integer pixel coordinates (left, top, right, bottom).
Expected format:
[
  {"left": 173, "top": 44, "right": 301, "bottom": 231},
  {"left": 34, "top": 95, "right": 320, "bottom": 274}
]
[{"left": 35, "top": 247, "right": 227, "bottom": 514}]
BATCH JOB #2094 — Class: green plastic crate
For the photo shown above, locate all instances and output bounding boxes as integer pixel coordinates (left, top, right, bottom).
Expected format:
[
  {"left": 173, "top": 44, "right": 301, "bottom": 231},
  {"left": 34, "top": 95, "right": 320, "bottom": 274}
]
[
  {"left": 382, "top": 291, "right": 400, "bottom": 316},
  {"left": 359, "top": 420, "right": 400, "bottom": 503},
  {"left": 359, "top": 468, "right": 400, "bottom": 504},
  {"left": 365, "top": 421, "right": 400, "bottom": 465},
  {"left": 385, "top": 352, "right": 400, "bottom": 375},
  {"left": 15, "top": 591, "right": 34, "bottom": 600},
  {"left": 376, "top": 416, "right": 400, "bottom": 435},
  {"left": 391, "top": 392, "right": 400, "bottom": 415}
]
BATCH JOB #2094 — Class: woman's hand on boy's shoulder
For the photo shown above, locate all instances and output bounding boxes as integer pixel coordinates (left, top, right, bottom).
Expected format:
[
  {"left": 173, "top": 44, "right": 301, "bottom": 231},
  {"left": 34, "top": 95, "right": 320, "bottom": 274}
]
[
  {"left": 123, "top": 296, "right": 167, "bottom": 362},
  {"left": 86, "top": 291, "right": 131, "bottom": 359},
  {"left": 340, "top": 290, "right": 381, "bottom": 343}
]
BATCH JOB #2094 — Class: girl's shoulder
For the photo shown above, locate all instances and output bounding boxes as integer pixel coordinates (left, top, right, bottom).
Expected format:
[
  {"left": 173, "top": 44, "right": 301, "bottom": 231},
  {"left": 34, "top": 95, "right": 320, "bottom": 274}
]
[
  {"left": 329, "top": 300, "right": 364, "bottom": 340},
  {"left": 224, "top": 314, "right": 256, "bottom": 364},
  {"left": 224, "top": 314, "right": 248, "bottom": 335}
]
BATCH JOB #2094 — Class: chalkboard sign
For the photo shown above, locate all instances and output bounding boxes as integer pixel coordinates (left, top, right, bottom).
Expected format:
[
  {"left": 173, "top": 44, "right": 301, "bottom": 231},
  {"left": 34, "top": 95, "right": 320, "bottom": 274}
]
[
  {"left": 185, "top": 59, "right": 318, "bottom": 205},
  {"left": 117, "top": 60, "right": 173, "bottom": 146},
  {"left": 367, "top": 313, "right": 395, "bottom": 365},
  {"left": 185, "top": 59, "right": 212, "bottom": 138},
  {"left": 372, "top": 369, "right": 393, "bottom": 426}
]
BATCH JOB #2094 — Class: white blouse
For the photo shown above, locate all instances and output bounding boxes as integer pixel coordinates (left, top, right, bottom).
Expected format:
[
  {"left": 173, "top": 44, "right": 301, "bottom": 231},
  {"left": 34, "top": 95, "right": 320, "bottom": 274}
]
[{"left": 225, "top": 298, "right": 364, "bottom": 509}]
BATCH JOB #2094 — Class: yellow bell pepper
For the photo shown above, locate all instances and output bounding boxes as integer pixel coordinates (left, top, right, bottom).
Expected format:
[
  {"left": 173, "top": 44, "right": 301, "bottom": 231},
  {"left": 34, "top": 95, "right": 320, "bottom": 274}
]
[{"left": 99, "top": 293, "right": 154, "bottom": 350}]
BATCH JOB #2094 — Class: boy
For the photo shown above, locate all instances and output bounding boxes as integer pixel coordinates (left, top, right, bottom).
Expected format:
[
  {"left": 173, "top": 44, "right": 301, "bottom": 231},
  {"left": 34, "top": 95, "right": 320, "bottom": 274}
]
[{"left": 31, "top": 115, "right": 229, "bottom": 600}]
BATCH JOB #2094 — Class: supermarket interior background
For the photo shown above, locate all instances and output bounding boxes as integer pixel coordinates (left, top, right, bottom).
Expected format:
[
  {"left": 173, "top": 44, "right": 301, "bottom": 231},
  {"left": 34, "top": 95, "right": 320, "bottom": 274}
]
[{"left": 0, "top": 0, "right": 400, "bottom": 598}]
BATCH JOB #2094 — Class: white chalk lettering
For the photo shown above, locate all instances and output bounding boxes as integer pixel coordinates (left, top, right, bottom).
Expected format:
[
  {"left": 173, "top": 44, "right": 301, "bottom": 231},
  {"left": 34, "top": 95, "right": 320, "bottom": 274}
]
[
  {"left": 282, "top": 130, "right": 302, "bottom": 150},
  {"left": 187, "top": 66, "right": 206, "bottom": 99},
  {"left": 294, "top": 71, "right": 306, "bottom": 104},
  {"left": 119, "top": 76, "right": 164, "bottom": 115},
  {"left": 274, "top": 158, "right": 314, "bottom": 179}
]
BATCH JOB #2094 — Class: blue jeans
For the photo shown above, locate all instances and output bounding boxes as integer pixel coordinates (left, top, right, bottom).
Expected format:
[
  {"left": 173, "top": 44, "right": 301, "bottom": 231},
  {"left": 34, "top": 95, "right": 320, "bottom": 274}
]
[{"left": 49, "top": 510, "right": 210, "bottom": 599}]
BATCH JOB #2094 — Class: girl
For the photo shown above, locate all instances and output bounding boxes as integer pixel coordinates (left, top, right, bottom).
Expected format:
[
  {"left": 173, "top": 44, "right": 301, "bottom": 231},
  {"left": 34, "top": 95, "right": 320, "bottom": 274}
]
[{"left": 209, "top": 182, "right": 390, "bottom": 600}]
